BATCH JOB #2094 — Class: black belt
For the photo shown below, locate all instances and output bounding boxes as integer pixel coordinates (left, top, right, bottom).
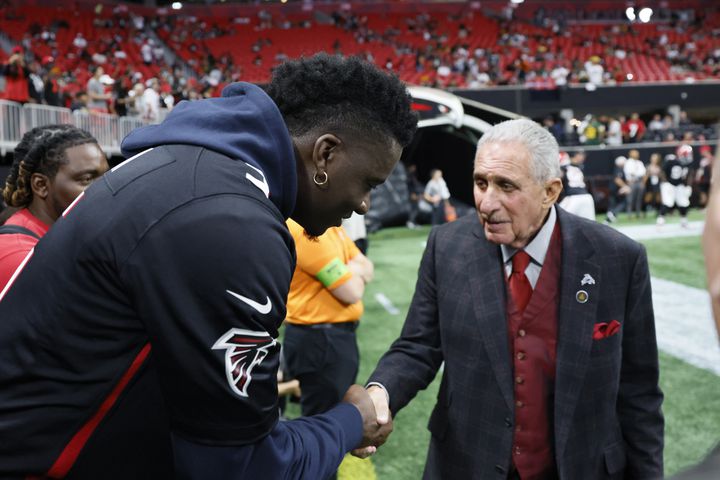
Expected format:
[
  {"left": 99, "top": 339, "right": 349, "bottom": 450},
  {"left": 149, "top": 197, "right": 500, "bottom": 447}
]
[{"left": 287, "top": 321, "right": 358, "bottom": 332}]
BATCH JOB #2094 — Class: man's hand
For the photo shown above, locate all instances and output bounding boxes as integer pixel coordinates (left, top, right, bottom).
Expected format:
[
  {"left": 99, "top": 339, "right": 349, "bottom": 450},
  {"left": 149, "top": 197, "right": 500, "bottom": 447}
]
[{"left": 349, "top": 386, "right": 393, "bottom": 459}]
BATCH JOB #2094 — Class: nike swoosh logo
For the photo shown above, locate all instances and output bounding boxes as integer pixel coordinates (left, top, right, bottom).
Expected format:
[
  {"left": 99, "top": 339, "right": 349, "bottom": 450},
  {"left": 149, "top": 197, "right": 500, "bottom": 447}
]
[{"left": 226, "top": 290, "right": 272, "bottom": 314}]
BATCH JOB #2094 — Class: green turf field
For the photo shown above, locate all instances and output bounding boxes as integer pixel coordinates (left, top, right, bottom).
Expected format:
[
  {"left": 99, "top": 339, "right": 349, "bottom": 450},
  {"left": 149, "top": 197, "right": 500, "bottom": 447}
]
[{"left": 287, "top": 212, "right": 720, "bottom": 478}]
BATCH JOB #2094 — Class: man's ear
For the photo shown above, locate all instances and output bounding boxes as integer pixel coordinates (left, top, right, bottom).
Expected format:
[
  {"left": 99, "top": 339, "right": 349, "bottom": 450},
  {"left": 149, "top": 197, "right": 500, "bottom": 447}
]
[
  {"left": 544, "top": 177, "right": 563, "bottom": 206},
  {"left": 312, "top": 134, "right": 342, "bottom": 172},
  {"left": 30, "top": 173, "right": 50, "bottom": 200}
]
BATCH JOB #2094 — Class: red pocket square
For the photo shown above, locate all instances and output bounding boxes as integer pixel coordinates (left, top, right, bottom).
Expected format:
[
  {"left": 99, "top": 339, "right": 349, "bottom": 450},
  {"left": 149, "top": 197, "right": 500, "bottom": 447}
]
[{"left": 593, "top": 320, "right": 621, "bottom": 340}]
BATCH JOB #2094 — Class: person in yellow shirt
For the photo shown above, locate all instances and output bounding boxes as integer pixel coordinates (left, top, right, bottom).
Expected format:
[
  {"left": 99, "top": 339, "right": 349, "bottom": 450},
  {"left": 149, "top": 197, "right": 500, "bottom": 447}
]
[{"left": 284, "top": 219, "right": 373, "bottom": 430}]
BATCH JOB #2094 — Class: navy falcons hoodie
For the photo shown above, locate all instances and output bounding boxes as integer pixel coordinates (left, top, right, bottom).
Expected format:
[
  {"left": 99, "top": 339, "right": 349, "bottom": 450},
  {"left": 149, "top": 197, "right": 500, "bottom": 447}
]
[{"left": 0, "top": 82, "right": 362, "bottom": 479}]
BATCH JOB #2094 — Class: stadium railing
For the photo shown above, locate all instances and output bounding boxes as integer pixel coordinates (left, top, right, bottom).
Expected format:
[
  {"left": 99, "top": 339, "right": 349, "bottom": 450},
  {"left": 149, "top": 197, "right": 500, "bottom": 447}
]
[
  {"left": 0, "top": 101, "right": 159, "bottom": 157},
  {"left": 0, "top": 100, "right": 22, "bottom": 157}
]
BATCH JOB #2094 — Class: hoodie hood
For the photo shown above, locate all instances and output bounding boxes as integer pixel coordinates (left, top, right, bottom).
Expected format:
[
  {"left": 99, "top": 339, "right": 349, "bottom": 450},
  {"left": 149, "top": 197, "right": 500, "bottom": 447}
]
[{"left": 121, "top": 82, "right": 296, "bottom": 218}]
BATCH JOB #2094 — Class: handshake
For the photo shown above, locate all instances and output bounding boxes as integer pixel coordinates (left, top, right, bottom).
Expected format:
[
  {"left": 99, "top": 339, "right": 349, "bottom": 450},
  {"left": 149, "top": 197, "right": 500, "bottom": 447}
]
[{"left": 342, "top": 385, "right": 392, "bottom": 458}]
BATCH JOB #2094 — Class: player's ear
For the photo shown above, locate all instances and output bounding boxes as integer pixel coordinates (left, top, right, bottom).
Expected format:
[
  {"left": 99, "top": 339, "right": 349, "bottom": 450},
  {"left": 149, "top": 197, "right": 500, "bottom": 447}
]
[{"left": 31, "top": 173, "right": 51, "bottom": 200}]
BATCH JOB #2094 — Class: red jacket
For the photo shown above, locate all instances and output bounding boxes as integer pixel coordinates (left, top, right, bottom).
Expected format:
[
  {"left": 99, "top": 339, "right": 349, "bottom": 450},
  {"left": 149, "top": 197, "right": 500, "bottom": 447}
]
[{"left": 0, "top": 208, "right": 49, "bottom": 291}]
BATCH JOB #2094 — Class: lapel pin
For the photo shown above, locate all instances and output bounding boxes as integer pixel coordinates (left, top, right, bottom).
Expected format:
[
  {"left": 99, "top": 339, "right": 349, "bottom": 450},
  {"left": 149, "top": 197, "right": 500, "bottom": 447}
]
[
  {"left": 581, "top": 274, "right": 595, "bottom": 286},
  {"left": 576, "top": 290, "right": 589, "bottom": 303}
]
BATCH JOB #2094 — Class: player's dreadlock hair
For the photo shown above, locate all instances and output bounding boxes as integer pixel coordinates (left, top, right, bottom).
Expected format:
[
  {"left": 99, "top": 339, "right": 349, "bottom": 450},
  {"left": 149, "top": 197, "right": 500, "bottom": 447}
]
[
  {"left": 265, "top": 53, "right": 417, "bottom": 148},
  {"left": 3, "top": 124, "right": 99, "bottom": 208}
]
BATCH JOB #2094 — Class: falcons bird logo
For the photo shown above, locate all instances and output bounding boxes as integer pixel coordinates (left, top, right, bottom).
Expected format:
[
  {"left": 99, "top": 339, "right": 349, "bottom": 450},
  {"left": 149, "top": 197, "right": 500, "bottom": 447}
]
[{"left": 212, "top": 328, "right": 277, "bottom": 398}]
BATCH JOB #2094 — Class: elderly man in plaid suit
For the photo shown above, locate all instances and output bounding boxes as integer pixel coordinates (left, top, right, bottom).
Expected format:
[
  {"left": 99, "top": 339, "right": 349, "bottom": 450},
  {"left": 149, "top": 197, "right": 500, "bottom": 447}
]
[{"left": 363, "top": 119, "right": 664, "bottom": 480}]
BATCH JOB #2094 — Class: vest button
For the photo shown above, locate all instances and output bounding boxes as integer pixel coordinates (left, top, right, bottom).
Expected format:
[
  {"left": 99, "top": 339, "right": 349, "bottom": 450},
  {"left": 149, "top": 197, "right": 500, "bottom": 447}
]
[
  {"left": 516, "top": 351, "right": 526, "bottom": 360},
  {"left": 516, "top": 400, "right": 524, "bottom": 408},
  {"left": 515, "top": 376, "right": 524, "bottom": 384},
  {"left": 514, "top": 446, "right": 521, "bottom": 455},
  {"left": 518, "top": 329, "right": 526, "bottom": 337}
]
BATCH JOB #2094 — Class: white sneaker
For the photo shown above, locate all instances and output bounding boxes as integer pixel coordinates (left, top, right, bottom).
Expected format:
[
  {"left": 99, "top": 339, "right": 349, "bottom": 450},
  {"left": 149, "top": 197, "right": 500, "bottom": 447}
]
[
  {"left": 681, "top": 218, "right": 689, "bottom": 228},
  {"left": 656, "top": 216, "right": 665, "bottom": 226}
]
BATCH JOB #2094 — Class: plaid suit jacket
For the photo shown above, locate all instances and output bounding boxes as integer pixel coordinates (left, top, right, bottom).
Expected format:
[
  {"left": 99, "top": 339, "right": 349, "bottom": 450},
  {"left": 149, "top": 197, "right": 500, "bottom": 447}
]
[{"left": 368, "top": 207, "right": 664, "bottom": 480}]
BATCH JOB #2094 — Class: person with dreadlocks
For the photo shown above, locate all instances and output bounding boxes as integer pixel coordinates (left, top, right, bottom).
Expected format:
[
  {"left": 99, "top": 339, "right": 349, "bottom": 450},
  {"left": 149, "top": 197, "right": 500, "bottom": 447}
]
[
  {"left": 0, "top": 54, "right": 417, "bottom": 479},
  {"left": 0, "top": 124, "right": 108, "bottom": 291}
]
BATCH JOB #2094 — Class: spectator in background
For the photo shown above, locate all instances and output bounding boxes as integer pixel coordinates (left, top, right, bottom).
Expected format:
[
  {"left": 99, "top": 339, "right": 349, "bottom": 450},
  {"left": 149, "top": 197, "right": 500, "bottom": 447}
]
[
  {"left": 605, "top": 116, "right": 623, "bottom": 146},
  {"left": 678, "top": 110, "right": 692, "bottom": 126},
  {"left": 2, "top": 47, "right": 30, "bottom": 104},
  {"left": 579, "top": 114, "right": 602, "bottom": 145},
  {"left": 648, "top": 114, "right": 665, "bottom": 131},
  {"left": 405, "top": 163, "right": 424, "bottom": 228},
  {"left": 70, "top": 92, "right": 89, "bottom": 112},
  {"left": 606, "top": 155, "right": 630, "bottom": 223},
  {"left": 141, "top": 78, "right": 161, "bottom": 122},
  {"left": 644, "top": 153, "right": 663, "bottom": 214},
  {"left": 283, "top": 219, "right": 374, "bottom": 480},
  {"left": 696, "top": 148, "right": 713, "bottom": 208},
  {"left": 584, "top": 55, "right": 604, "bottom": 87},
  {"left": 126, "top": 82, "right": 145, "bottom": 117},
  {"left": 559, "top": 150, "right": 595, "bottom": 220},
  {"left": 624, "top": 149, "right": 647, "bottom": 218},
  {"left": 658, "top": 153, "right": 692, "bottom": 227},
  {"left": 622, "top": 113, "right": 647, "bottom": 143},
  {"left": 550, "top": 62, "right": 569, "bottom": 88},
  {"left": 27, "top": 61, "right": 44, "bottom": 104},
  {"left": 43, "top": 63, "right": 62, "bottom": 107},
  {"left": 424, "top": 168, "right": 451, "bottom": 225},
  {"left": 542, "top": 116, "right": 563, "bottom": 143},
  {"left": 86, "top": 66, "right": 111, "bottom": 113},
  {"left": 648, "top": 113, "right": 666, "bottom": 140},
  {"left": 0, "top": 125, "right": 108, "bottom": 290}
]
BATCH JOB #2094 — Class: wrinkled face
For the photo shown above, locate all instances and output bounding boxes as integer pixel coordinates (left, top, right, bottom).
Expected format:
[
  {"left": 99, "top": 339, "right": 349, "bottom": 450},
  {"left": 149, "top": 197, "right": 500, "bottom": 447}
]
[
  {"left": 47, "top": 143, "right": 109, "bottom": 219},
  {"left": 473, "top": 141, "right": 560, "bottom": 248},
  {"left": 295, "top": 134, "right": 402, "bottom": 237}
]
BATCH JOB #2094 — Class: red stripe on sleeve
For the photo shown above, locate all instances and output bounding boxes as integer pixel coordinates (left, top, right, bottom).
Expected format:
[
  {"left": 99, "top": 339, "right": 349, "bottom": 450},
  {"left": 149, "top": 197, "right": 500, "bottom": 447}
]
[{"left": 45, "top": 343, "right": 152, "bottom": 479}]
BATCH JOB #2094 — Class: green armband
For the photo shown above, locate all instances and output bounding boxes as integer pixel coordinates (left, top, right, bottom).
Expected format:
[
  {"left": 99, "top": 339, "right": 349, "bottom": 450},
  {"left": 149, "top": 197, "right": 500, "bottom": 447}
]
[{"left": 316, "top": 258, "right": 349, "bottom": 288}]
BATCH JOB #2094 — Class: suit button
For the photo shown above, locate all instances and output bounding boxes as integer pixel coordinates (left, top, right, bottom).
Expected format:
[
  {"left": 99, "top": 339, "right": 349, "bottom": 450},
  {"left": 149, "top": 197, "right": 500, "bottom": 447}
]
[
  {"left": 516, "top": 400, "right": 524, "bottom": 408},
  {"left": 504, "top": 417, "right": 512, "bottom": 427},
  {"left": 515, "top": 376, "right": 524, "bottom": 384},
  {"left": 516, "top": 351, "right": 526, "bottom": 360},
  {"left": 494, "top": 465, "right": 505, "bottom": 474},
  {"left": 518, "top": 329, "right": 526, "bottom": 337}
]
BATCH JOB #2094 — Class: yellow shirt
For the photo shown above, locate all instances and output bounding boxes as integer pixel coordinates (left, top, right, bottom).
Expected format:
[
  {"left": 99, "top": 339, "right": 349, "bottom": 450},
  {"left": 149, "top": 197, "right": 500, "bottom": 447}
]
[{"left": 286, "top": 219, "right": 363, "bottom": 325}]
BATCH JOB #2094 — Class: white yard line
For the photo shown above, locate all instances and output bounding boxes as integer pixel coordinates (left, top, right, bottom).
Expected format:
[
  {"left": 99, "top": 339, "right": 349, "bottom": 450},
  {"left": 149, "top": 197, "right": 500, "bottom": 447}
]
[
  {"left": 613, "top": 221, "right": 704, "bottom": 241},
  {"left": 651, "top": 277, "right": 720, "bottom": 376},
  {"left": 375, "top": 293, "right": 400, "bottom": 315}
]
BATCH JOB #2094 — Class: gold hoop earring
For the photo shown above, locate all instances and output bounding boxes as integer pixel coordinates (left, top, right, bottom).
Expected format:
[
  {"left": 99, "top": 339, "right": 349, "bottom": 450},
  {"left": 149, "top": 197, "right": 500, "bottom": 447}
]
[{"left": 313, "top": 171, "right": 328, "bottom": 186}]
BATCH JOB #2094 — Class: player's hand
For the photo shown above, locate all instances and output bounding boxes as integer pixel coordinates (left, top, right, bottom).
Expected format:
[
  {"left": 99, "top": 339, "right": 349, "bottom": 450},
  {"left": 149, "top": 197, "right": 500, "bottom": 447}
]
[
  {"left": 343, "top": 385, "right": 393, "bottom": 454},
  {"left": 350, "top": 386, "right": 393, "bottom": 458}
]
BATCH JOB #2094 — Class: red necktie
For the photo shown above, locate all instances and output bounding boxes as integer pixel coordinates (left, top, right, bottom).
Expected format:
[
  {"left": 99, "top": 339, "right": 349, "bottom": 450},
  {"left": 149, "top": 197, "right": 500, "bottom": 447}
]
[{"left": 509, "top": 250, "right": 533, "bottom": 314}]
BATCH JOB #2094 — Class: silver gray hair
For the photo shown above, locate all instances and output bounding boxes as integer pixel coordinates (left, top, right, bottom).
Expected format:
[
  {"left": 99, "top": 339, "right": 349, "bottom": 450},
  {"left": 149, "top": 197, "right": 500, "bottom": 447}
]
[{"left": 476, "top": 118, "right": 561, "bottom": 183}]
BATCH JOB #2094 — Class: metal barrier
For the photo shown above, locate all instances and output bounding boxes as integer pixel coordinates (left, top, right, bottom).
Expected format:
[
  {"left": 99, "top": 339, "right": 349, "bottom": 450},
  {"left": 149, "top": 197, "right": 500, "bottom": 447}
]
[
  {"left": 23, "top": 104, "right": 74, "bottom": 135},
  {"left": 119, "top": 116, "right": 147, "bottom": 149},
  {"left": 0, "top": 103, "right": 162, "bottom": 157},
  {"left": 73, "top": 111, "right": 120, "bottom": 154},
  {"left": 0, "top": 100, "right": 23, "bottom": 156}
]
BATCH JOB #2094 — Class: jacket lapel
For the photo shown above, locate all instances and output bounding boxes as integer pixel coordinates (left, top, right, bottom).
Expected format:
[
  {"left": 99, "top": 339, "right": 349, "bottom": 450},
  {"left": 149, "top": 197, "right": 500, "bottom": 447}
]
[
  {"left": 554, "top": 209, "right": 601, "bottom": 460},
  {"left": 469, "top": 219, "right": 514, "bottom": 412}
]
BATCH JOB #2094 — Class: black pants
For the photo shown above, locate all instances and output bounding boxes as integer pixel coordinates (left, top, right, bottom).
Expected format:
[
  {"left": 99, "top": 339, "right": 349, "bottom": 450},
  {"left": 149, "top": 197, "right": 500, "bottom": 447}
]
[
  {"left": 283, "top": 322, "right": 360, "bottom": 417},
  {"left": 283, "top": 323, "right": 359, "bottom": 480}
]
